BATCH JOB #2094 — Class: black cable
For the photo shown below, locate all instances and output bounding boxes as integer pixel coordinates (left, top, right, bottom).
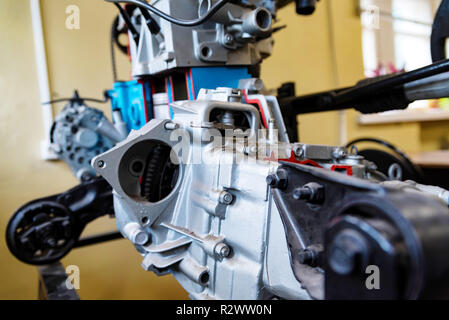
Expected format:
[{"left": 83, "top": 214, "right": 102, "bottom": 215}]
[
  {"left": 113, "top": 3, "right": 139, "bottom": 43},
  {"left": 74, "top": 231, "right": 123, "bottom": 248},
  {"left": 346, "top": 137, "right": 424, "bottom": 181},
  {"left": 135, "top": 0, "right": 161, "bottom": 35},
  {"left": 106, "top": 0, "right": 232, "bottom": 27}
]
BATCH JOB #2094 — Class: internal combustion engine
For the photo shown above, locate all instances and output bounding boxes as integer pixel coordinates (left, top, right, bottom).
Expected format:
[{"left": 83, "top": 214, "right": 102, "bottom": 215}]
[
  {"left": 7, "top": 0, "right": 449, "bottom": 300},
  {"left": 94, "top": 84, "right": 449, "bottom": 299}
]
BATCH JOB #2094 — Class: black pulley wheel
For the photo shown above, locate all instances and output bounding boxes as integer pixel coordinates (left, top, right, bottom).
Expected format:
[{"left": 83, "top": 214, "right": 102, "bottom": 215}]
[{"left": 6, "top": 200, "right": 77, "bottom": 265}]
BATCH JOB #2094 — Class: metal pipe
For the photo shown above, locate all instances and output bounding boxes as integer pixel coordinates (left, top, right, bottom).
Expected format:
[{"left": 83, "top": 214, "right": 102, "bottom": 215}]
[{"left": 30, "top": 0, "right": 56, "bottom": 160}]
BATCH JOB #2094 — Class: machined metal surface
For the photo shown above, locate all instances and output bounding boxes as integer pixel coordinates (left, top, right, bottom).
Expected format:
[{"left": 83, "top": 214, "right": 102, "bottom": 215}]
[
  {"left": 128, "top": 0, "right": 282, "bottom": 77},
  {"left": 93, "top": 88, "right": 449, "bottom": 299}
]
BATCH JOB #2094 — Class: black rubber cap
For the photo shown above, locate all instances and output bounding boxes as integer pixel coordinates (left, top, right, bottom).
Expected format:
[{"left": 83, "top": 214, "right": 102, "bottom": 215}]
[{"left": 296, "top": 0, "right": 317, "bottom": 15}]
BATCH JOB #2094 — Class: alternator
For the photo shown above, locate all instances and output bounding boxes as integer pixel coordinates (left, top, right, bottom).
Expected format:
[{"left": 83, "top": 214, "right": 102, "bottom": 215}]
[{"left": 51, "top": 92, "right": 128, "bottom": 181}]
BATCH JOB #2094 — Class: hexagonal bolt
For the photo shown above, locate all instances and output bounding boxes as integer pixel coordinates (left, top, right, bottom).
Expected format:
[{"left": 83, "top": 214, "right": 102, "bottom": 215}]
[
  {"left": 215, "top": 243, "right": 231, "bottom": 259},
  {"left": 219, "top": 191, "right": 234, "bottom": 205},
  {"left": 266, "top": 169, "right": 288, "bottom": 189},
  {"left": 293, "top": 182, "right": 325, "bottom": 204}
]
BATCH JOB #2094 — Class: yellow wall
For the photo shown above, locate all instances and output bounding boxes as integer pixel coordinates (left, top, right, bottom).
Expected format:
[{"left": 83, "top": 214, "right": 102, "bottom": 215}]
[
  {"left": 263, "top": 1, "right": 345, "bottom": 146},
  {"left": 340, "top": 0, "right": 449, "bottom": 153},
  {"left": 0, "top": 0, "right": 187, "bottom": 300}
]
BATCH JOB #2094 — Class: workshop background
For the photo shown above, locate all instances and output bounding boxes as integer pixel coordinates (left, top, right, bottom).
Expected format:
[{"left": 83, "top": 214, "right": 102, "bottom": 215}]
[{"left": 0, "top": 0, "right": 446, "bottom": 299}]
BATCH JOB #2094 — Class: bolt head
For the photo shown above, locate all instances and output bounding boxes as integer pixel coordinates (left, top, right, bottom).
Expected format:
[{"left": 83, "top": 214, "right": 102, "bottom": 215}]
[
  {"left": 266, "top": 174, "right": 277, "bottom": 186},
  {"left": 220, "top": 191, "right": 234, "bottom": 205},
  {"left": 133, "top": 231, "right": 150, "bottom": 246},
  {"left": 274, "top": 169, "right": 289, "bottom": 189},
  {"left": 97, "top": 160, "right": 105, "bottom": 168},
  {"left": 293, "top": 182, "right": 324, "bottom": 204},
  {"left": 223, "top": 194, "right": 232, "bottom": 204},
  {"left": 266, "top": 171, "right": 288, "bottom": 189},
  {"left": 328, "top": 229, "right": 369, "bottom": 276},
  {"left": 215, "top": 243, "right": 230, "bottom": 258},
  {"left": 294, "top": 146, "right": 304, "bottom": 157},
  {"left": 224, "top": 34, "right": 233, "bottom": 45}
]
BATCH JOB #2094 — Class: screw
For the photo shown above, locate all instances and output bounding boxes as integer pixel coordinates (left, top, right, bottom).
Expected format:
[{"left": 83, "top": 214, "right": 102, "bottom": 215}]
[
  {"left": 293, "top": 187, "right": 313, "bottom": 200},
  {"left": 266, "top": 169, "right": 288, "bottom": 189},
  {"left": 215, "top": 243, "right": 231, "bottom": 259},
  {"left": 293, "top": 182, "right": 324, "bottom": 204},
  {"left": 97, "top": 160, "right": 105, "bottom": 168}
]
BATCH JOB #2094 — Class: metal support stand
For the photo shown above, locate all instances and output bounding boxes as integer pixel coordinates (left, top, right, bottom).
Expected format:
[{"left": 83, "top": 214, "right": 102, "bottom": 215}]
[{"left": 38, "top": 262, "right": 80, "bottom": 300}]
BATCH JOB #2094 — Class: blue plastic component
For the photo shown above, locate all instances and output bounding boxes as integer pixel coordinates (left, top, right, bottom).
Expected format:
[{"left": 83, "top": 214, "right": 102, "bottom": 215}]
[
  {"left": 109, "top": 67, "right": 249, "bottom": 126},
  {"left": 188, "top": 67, "right": 250, "bottom": 99},
  {"left": 108, "top": 80, "right": 152, "bottom": 131}
]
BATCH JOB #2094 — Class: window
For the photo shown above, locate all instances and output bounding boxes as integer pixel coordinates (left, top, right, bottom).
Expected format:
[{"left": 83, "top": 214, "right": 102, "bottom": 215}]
[
  {"left": 360, "top": 0, "right": 445, "bottom": 114},
  {"left": 392, "top": 0, "right": 434, "bottom": 71}
]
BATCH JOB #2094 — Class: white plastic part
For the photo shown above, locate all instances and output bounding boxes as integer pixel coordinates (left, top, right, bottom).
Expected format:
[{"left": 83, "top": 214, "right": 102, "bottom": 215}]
[{"left": 30, "top": 0, "right": 57, "bottom": 160}]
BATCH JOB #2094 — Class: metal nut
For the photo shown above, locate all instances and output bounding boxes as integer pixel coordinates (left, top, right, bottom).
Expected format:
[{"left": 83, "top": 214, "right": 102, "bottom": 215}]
[{"left": 266, "top": 169, "right": 288, "bottom": 189}]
